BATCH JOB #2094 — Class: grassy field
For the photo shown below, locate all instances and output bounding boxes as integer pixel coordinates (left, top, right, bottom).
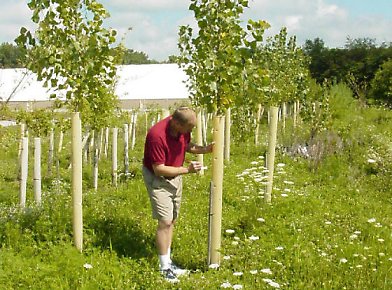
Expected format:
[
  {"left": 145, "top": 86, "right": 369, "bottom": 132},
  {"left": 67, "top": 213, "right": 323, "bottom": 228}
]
[{"left": 0, "top": 84, "right": 391, "bottom": 289}]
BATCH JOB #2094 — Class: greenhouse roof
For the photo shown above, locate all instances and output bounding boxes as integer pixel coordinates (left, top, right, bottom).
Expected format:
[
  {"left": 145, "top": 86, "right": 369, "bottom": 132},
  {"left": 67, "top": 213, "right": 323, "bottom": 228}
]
[{"left": 0, "top": 64, "right": 190, "bottom": 102}]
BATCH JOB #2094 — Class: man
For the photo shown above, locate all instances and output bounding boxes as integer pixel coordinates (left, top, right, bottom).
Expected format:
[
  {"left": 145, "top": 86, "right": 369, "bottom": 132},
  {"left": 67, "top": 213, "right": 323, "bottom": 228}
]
[{"left": 142, "top": 107, "right": 213, "bottom": 283}]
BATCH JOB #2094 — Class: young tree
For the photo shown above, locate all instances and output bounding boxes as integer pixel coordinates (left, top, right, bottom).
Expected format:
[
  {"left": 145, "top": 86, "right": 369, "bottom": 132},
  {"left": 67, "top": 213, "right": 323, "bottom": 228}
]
[
  {"left": 15, "top": 0, "right": 122, "bottom": 252},
  {"left": 260, "top": 28, "right": 310, "bottom": 202},
  {"left": 370, "top": 59, "right": 392, "bottom": 106},
  {"left": 178, "top": 0, "right": 269, "bottom": 265},
  {"left": 15, "top": 0, "right": 120, "bottom": 128}
]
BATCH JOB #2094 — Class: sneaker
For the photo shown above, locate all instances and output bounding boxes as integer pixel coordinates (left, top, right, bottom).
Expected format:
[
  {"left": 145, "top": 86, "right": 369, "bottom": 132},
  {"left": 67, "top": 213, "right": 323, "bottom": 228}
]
[
  {"left": 160, "top": 268, "right": 179, "bottom": 283},
  {"left": 170, "top": 262, "right": 189, "bottom": 276}
]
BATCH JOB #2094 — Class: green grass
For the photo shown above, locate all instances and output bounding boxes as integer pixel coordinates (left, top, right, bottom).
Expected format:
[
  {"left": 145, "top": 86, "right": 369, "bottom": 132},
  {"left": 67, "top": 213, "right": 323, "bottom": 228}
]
[{"left": 0, "top": 86, "right": 391, "bottom": 289}]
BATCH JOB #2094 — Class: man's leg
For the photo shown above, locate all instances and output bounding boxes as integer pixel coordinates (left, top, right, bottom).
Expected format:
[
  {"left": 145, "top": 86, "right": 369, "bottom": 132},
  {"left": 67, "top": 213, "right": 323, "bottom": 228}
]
[{"left": 157, "top": 219, "right": 174, "bottom": 270}]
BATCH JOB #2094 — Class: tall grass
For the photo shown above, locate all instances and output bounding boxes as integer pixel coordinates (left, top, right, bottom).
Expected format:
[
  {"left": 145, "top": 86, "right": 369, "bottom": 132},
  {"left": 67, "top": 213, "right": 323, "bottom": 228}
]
[{"left": 0, "top": 85, "right": 391, "bottom": 289}]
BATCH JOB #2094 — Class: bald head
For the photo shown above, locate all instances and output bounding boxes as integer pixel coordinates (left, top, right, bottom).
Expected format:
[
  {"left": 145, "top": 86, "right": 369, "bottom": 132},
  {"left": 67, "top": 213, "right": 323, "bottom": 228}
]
[{"left": 172, "top": 107, "right": 196, "bottom": 126}]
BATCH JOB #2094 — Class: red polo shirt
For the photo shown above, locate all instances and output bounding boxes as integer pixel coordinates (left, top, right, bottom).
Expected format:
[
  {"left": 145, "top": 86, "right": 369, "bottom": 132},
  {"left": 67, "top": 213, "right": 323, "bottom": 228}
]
[{"left": 143, "top": 116, "right": 191, "bottom": 174}]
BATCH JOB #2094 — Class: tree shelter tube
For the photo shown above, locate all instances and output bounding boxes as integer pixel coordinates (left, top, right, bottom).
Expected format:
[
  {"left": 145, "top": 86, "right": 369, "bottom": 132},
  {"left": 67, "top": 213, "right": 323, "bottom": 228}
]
[
  {"left": 72, "top": 112, "right": 83, "bottom": 252},
  {"left": 265, "top": 106, "right": 279, "bottom": 204},
  {"left": 208, "top": 114, "right": 225, "bottom": 265}
]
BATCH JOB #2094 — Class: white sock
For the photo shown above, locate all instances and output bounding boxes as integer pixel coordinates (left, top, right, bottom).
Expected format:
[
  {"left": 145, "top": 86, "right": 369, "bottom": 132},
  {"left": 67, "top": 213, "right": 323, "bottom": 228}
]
[
  {"left": 159, "top": 254, "right": 171, "bottom": 270},
  {"left": 167, "top": 247, "right": 172, "bottom": 264}
]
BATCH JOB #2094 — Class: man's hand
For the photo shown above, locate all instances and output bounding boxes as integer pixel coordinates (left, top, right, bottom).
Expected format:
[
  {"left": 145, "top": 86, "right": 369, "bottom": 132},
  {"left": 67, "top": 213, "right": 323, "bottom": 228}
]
[
  {"left": 204, "top": 142, "right": 215, "bottom": 153},
  {"left": 188, "top": 161, "right": 203, "bottom": 173}
]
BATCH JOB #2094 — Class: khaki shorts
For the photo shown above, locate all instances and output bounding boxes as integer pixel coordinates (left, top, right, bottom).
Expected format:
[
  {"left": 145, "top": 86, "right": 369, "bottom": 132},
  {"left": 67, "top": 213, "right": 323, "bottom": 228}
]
[{"left": 142, "top": 166, "right": 183, "bottom": 221}]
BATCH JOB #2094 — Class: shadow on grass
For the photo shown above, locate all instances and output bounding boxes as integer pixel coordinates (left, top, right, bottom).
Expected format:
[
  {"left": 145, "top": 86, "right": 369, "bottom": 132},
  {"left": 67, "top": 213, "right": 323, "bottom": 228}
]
[{"left": 88, "top": 216, "right": 155, "bottom": 260}]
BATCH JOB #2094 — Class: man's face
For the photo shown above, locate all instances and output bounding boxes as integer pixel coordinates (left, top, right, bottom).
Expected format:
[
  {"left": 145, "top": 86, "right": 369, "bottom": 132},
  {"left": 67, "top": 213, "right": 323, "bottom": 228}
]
[{"left": 177, "top": 120, "right": 195, "bottom": 134}]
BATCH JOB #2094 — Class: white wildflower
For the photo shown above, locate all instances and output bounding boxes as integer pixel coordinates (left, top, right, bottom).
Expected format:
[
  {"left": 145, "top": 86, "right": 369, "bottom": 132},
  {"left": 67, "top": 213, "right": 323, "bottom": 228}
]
[
  {"left": 257, "top": 217, "right": 265, "bottom": 222},
  {"left": 234, "top": 236, "right": 240, "bottom": 240},
  {"left": 262, "top": 278, "right": 281, "bottom": 288},
  {"left": 223, "top": 255, "right": 231, "bottom": 260},
  {"left": 277, "top": 163, "right": 285, "bottom": 167},
  {"left": 233, "top": 272, "right": 243, "bottom": 276},
  {"left": 340, "top": 258, "right": 348, "bottom": 263},
  {"left": 251, "top": 161, "right": 258, "bottom": 165},
  {"left": 275, "top": 246, "right": 284, "bottom": 251},
  {"left": 260, "top": 268, "right": 273, "bottom": 274},
  {"left": 232, "top": 241, "right": 239, "bottom": 245},
  {"left": 209, "top": 263, "right": 220, "bottom": 269},
  {"left": 283, "top": 180, "right": 294, "bottom": 185},
  {"left": 325, "top": 221, "right": 332, "bottom": 225},
  {"left": 349, "top": 234, "right": 358, "bottom": 240},
  {"left": 354, "top": 231, "right": 361, "bottom": 235},
  {"left": 249, "top": 235, "right": 259, "bottom": 241},
  {"left": 367, "top": 159, "right": 376, "bottom": 163},
  {"left": 250, "top": 270, "right": 258, "bottom": 275},
  {"left": 379, "top": 253, "right": 385, "bottom": 257},
  {"left": 83, "top": 263, "right": 93, "bottom": 269},
  {"left": 378, "top": 238, "right": 384, "bottom": 243},
  {"left": 272, "top": 260, "right": 283, "bottom": 266},
  {"left": 367, "top": 218, "right": 376, "bottom": 223},
  {"left": 233, "top": 285, "right": 243, "bottom": 289},
  {"left": 220, "top": 282, "right": 232, "bottom": 288},
  {"left": 281, "top": 194, "right": 288, "bottom": 197},
  {"left": 226, "top": 229, "right": 235, "bottom": 234}
]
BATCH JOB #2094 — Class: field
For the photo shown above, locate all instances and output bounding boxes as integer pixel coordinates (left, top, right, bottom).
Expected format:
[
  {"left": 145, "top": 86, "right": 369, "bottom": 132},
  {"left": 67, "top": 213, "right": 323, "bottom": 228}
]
[{"left": 0, "top": 84, "right": 391, "bottom": 289}]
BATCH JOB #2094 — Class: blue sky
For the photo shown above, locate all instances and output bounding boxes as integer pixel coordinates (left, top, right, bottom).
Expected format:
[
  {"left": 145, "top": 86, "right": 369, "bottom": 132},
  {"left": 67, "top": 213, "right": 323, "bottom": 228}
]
[{"left": 1, "top": 0, "right": 391, "bottom": 61}]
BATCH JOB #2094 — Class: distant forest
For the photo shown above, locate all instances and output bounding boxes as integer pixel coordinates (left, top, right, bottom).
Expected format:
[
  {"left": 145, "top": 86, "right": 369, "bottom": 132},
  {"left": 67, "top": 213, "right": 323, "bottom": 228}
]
[{"left": 1, "top": 37, "right": 392, "bottom": 105}]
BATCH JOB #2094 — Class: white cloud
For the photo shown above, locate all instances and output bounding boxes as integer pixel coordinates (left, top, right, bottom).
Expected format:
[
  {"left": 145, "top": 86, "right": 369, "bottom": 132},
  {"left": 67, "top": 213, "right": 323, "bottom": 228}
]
[
  {"left": 0, "top": 1, "right": 33, "bottom": 43},
  {"left": 1, "top": 0, "right": 391, "bottom": 61}
]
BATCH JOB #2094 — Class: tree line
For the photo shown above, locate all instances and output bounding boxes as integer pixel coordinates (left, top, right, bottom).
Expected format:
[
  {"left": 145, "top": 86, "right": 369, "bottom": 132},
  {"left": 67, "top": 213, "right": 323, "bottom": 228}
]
[
  {"left": 303, "top": 37, "right": 392, "bottom": 105},
  {"left": 0, "top": 42, "right": 158, "bottom": 68}
]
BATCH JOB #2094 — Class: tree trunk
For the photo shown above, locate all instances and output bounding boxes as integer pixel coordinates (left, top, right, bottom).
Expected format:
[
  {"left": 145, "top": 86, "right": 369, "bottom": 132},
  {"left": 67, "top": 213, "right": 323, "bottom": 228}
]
[
  {"left": 104, "top": 127, "right": 109, "bottom": 158},
  {"left": 202, "top": 110, "right": 207, "bottom": 145},
  {"left": 18, "top": 123, "right": 25, "bottom": 158},
  {"left": 255, "top": 104, "right": 264, "bottom": 146},
  {"left": 282, "top": 102, "right": 287, "bottom": 130}
]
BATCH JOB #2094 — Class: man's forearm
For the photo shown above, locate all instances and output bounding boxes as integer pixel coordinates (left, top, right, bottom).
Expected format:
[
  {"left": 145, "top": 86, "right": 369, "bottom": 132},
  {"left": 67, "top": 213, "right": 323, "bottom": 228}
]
[{"left": 153, "top": 164, "right": 189, "bottom": 177}]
